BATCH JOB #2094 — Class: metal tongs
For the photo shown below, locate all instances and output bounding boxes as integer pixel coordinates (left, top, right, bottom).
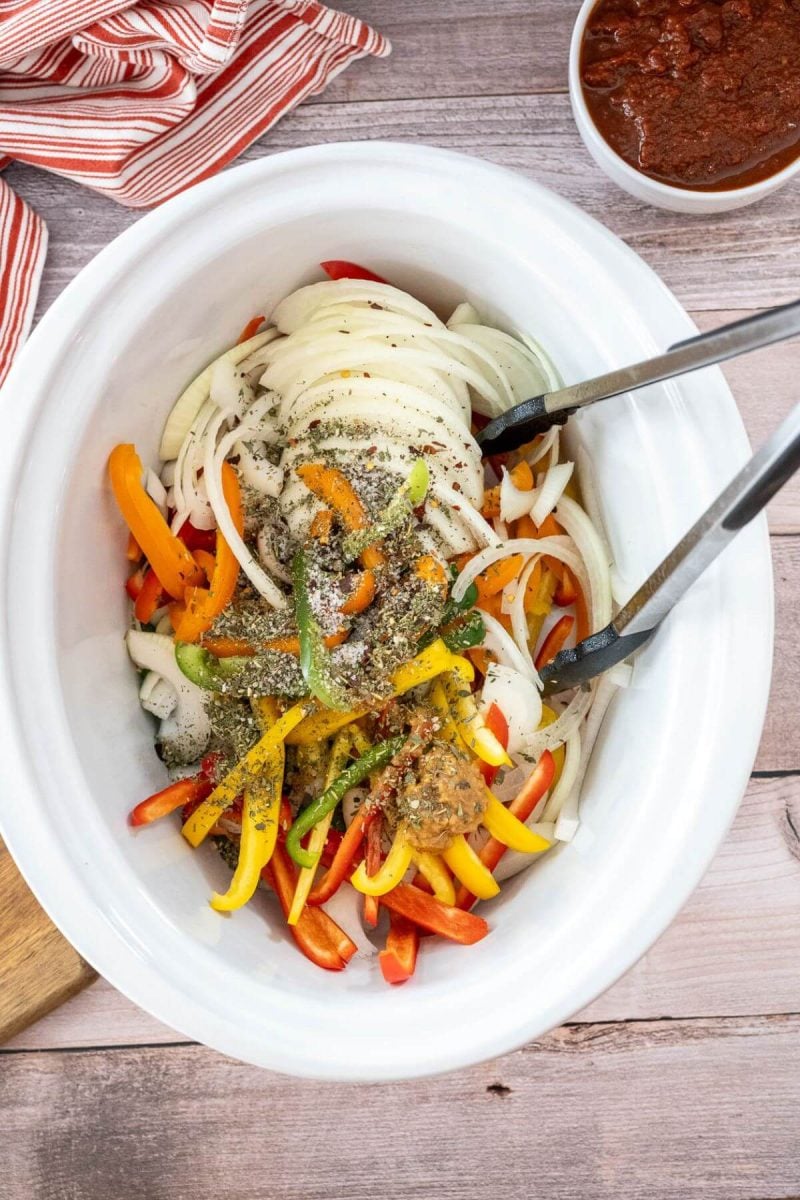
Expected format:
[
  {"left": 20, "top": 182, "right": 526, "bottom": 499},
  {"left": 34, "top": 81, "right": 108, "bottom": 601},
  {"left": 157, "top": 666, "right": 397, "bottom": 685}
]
[{"left": 473, "top": 301, "right": 800, "bottom": 694}]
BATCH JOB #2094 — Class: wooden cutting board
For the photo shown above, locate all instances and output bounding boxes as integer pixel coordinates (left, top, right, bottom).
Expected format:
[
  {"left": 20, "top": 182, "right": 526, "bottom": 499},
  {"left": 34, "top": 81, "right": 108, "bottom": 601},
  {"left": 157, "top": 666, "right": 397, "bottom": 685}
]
[{"left": 0, "top": 839, "right": 96, "bottom": 1042}]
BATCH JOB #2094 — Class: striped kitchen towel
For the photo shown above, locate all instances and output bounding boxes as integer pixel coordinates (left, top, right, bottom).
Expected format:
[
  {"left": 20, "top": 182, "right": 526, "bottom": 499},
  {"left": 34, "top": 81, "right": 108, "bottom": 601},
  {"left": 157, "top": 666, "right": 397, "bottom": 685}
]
[{"left": 0, "top": 0, "right": 389, "bottom": 385}]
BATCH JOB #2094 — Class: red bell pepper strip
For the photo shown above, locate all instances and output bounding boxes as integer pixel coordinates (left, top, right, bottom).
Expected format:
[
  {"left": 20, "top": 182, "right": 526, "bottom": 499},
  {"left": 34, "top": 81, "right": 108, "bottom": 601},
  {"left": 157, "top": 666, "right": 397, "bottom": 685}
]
[
  {"left": 264, "top": 842, "right": 357, "bottom": 971},
  {"left": 554, "top": 565, "right": 579, "bottom": 607},
  {"left": 363, "top": 812, "right": 383, "bottom": 927},
  {"left": 307, "top": 807, "right": 376, "bottom": 906},
  {"left": 320, "top": 826, "right": 342, "bottom": 869},
  {"left": 534, "top": 614, "right": 575, "bottom": 671},
  {"left": 125, "top": 567, "right": 145, "bottom": 602},
  {"left": 237, "top": 314, "right": 265, "bottom": 343},
  {"left": 320, "top": 260, "right": 388, "bottom": 284},
  {"left": 130, "top": 776, "right": 212, "bottom": 827},
  {"left": 379, "top": 911, "right": 420, "bottom": 985},
  {"left": 479, "top": 703, "right": 509, "bottom": 788},
  {"left": 133, "top": 567, "right": 164, "bottom": 624},
  {"left": 456, "top": 749, "right": 556, "bottom": 910},
  {"left": 177, "top": 519, "right": 217, "bottom": 553},
  {"left": 379, "top": 884, "right": 489, "bottom": 945}
]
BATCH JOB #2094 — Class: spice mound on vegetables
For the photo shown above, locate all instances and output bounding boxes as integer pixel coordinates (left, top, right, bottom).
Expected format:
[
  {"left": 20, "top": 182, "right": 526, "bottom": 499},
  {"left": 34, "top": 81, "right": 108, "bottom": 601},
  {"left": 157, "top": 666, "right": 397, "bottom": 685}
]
[{"left": 112, "top": 262, "right": 629, "bottom": 984}]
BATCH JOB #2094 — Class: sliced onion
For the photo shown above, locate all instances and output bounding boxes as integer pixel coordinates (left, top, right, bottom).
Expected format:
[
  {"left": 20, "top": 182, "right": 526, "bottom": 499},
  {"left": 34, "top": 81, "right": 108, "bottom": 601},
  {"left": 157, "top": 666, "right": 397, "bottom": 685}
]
[
  {"left": 555, "top": 496, "right": 613, "bottom": 630},
  {"left": 479, "top": 664, "right": 542, "bottom": 753},
  {"left": 430, "top": 485, "right": 501, "bottom": 549},
  {"left": 160, "top": 461, "right": 176, "bottom": 487},
  {"left": 236, "top": 440, "right": 283, "bottom": 497},
  {"left": 519, "top": 687, "right": 593, "bottom": 756},
  {"left": 272, "top": 280, "right": 444, "bottom": 333},
  {"left": 500, "top": 466, "right": 535, "bottom": 522},
  {"left": 159, "top": 330, "right": 275, "bottom": 461},
  {"left": 576, "top": 444, "right": 612, "bottom": 559},
  {"left": 447, "top": 301, "right": 480, "bottom": 326},
  {"left": 453, "top": 536, "right": 587, "bottom": 605},
  {"left": 479, "top": 609, "right": 538, "bottom": 682},
  {"left": 524, "top": 426, "right": 559, "bottom": 471},
  {"left": 140, "top": 674, "right": 178, "bottom": 721},
  {"left": 554, "top": 674, "right": 621, "bottom": 842},
  {"left": 541, "top": 730, "right": 582, "bottom": 824},
  {"left": 204, "top": 410, "right": 288, "bottom": 608},
  {"left": 127, "top": 631, "right": 210, "bottom": 762},
  {"left": 257, "top": 525, "right": 292, "bottom": 583},
  {"left": 507, "top": 554, "right": 543, "bottom": 684},
  {"left": 145, "top": 468, "right": 167, "bottom": 517},
  {"left": 531, "top": 461, "right": 574, "bottom": 527}
]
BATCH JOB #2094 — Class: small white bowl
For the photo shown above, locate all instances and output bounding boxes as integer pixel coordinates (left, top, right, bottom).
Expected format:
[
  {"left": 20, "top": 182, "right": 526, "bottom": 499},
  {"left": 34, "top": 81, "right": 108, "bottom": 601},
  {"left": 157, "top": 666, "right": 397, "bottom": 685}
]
[
  {"left": 569, "top": 0, "right": 800, "bottom": 214},
  {"left": 0, "top": 143, "right": 772, "bottom": 1079}
]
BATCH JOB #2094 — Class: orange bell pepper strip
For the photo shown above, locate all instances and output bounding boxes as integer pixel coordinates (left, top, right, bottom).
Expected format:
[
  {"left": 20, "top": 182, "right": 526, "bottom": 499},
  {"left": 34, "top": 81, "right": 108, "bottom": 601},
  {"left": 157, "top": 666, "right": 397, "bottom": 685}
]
[
  {"left": 296, "top": 462, "right": 385, "bottom": 571},
  {"left": 456, "top": 749, "right": 555, "bottom": 910},
  {"left": 237, "top": 314, "right": 265, "bottom": 343},
  {"left": 126, "top": 533, "right": 142, "bottom": 562},
  {"left": 202, "top": 636, "right": 256, "bottom": 658},
  {"left": 476, "top": 554, "right": 525, "bottom": 601},
  {"left": 362, "top": 814, "right": 382, "bottom": 927},
  {"left": 535, "top": 614, "right": 575, "bottom": 670},
  {"left": 379, "top": 911, "right": 420, "bottom": 984},
  {"left": 108, "top": 444, "right": 204, "bottom": 600},
  {"left": 172, "top": 462, "right": 243, "bottom": 643},
  {"left": 309, "top": 506, "right": 334, "bottom": 542},
  {"left": 133, "top": 567, "right": 165, "bottom": 624},
  {"left": 341, "top": 570, "right": 376, "bottom": 616},
  {"left": 264, "top": 842, "right": 357, "bottom": 971},
  {"left": 379, "top": 884, "right": 489, "bottom": 945}
]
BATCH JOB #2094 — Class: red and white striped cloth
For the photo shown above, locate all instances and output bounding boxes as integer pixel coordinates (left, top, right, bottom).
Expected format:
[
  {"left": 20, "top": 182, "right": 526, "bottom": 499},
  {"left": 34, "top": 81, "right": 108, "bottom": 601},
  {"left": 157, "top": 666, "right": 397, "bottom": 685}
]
[{"left": 0, "top": 0, "right": 389, "bottom": 384}]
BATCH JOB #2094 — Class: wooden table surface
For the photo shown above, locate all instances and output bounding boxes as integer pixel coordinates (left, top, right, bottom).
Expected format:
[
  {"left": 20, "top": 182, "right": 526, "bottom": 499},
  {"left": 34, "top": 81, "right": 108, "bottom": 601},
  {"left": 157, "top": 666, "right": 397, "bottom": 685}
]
[{"left": 2, "top": 3, "right": 800, "bottom": 1197}]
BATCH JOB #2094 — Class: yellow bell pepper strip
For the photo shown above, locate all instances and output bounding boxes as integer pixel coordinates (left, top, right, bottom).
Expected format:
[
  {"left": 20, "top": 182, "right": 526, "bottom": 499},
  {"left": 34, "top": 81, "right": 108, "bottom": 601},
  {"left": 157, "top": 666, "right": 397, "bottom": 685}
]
[
  {"left": 286, "top": 735, "right": 405, "bottom": 868},
  {"left": 286, "top": 639, "right": 459, "bottom": 746},
  {"left": 456, "top": 749, "right": 555, "bottom": 910},
  {"left": 108, "top": 444, "right": 204, "bottom": 600},
  {"left": 410, "top": 850, "right": 456, "bottom": 906},
  {"left": 442, "top": 665, "right": 512, "bottom": 769},
  {"left": 182, "top": 700, "right": 312, "bottom": 847},
  {"left": 539, "top": 704, "right": 566, "bottom": 784},
  {"left": 251, "top": 696, "right": 282, "bottom": 732},
  {"left": 209, "top": 743, "right": 284, "bottom": 912},
  {"left": 287, "top": 731, "right": 353, "bottom": 926},
  {"left": 172, "top": 462, "right": 243, "bottom": 643},
  {"left": 482, "top": 793, "right": 551, "bottom": 854},
  {"left": 380, "top": 884, "right": 489, "bottom": 945},
  {"left": 350, "top": 833, "right": 413, "bottom": 897},
  {"left": 442, "top": 834, "right": 500, "bottom": 901},
  {"left": 478, "top": 701, "right": 509, "bottom": 787}
]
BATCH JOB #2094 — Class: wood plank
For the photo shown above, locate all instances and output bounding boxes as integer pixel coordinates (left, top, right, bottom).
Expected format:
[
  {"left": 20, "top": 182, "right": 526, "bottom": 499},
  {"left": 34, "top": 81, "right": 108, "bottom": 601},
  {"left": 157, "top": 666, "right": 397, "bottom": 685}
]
[
  {"left": 8, "top": 772, "right": 799, "bottom": 1052},
  {"left": 313, "top": 0, "right": 575, "bottom": 104},
  {"left": 7, "top": 92, "right": 800, "bottom": 317},
  {"left": 2, "top": 1017, "right": 799, "bottom": 1199},
  {"left": 0, "top": 841, "right": 96, "bottom": 1044},
  {"left": 760, "top": 536, "right": 800, "bottom": 772}
]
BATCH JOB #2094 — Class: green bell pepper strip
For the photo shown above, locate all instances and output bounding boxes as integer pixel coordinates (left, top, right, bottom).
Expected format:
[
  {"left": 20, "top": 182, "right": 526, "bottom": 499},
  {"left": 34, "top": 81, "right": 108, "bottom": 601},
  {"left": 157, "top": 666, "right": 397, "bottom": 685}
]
[
  {"left": 341, "top": 459, "right": 429, "bottom": 561},
  {"left": 286, "top": 734, "right": 405, "bottom": 868},
  {"left": 175, "top": 642, "right": 251, "bottom": 690},
  {"left": 442, "top": 608, "right": 486, "bottom": 653},
  {"left": 293, "top": 550, "right": 351, "bottom": 711}
]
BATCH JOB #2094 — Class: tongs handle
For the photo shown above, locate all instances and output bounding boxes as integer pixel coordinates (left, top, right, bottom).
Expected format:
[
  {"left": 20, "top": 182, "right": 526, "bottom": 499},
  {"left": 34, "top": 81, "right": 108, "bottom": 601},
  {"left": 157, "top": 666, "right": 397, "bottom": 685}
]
[
  {"left": 477, "top": 300, "right": 800, "bottom": 455},
  {"left": 540, "top": 397, "right": 800, "bottom": 693}
]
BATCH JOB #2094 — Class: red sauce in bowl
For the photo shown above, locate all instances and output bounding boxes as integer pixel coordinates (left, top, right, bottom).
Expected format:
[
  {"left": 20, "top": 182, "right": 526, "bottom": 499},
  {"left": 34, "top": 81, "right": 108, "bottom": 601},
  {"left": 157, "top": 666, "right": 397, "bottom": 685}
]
[{"left": 580, "top": 0, "right": 800, "bottom": 191}]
